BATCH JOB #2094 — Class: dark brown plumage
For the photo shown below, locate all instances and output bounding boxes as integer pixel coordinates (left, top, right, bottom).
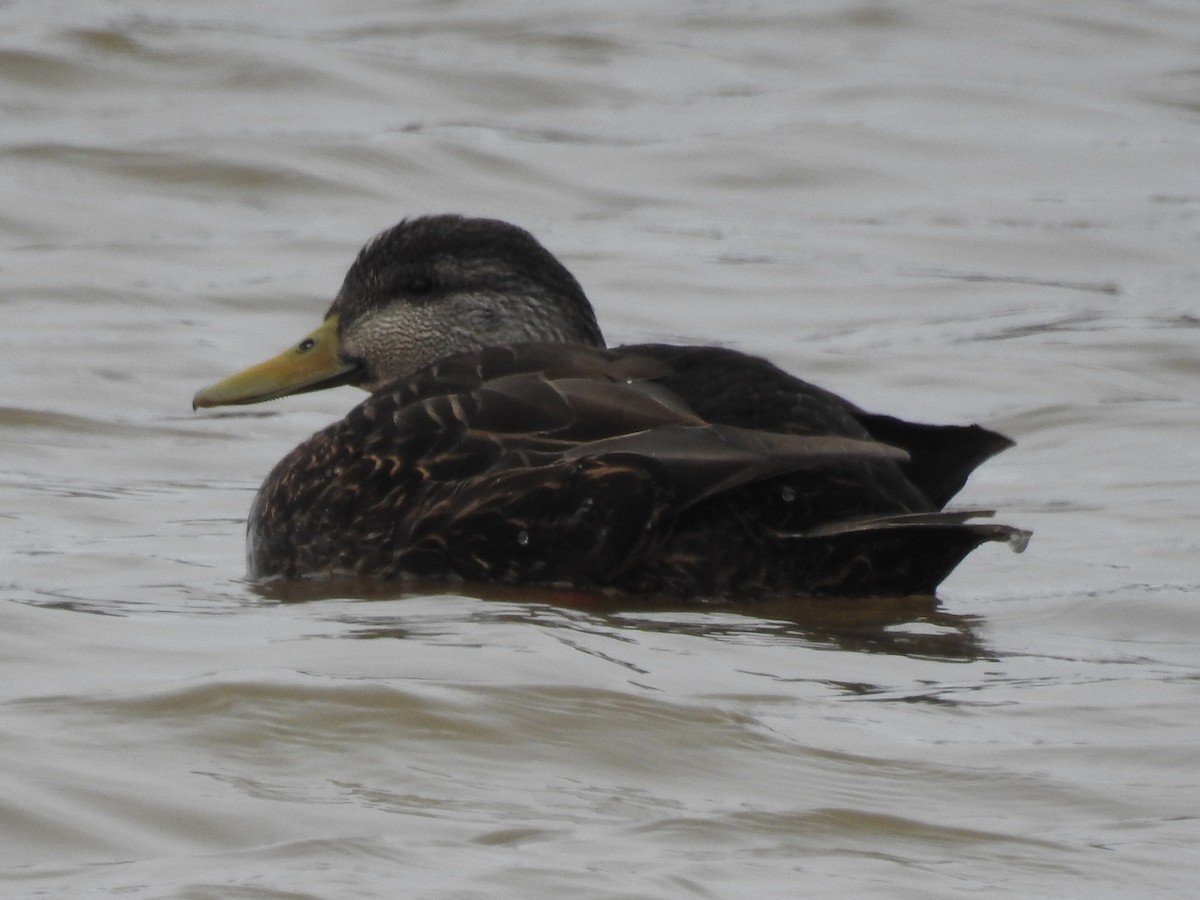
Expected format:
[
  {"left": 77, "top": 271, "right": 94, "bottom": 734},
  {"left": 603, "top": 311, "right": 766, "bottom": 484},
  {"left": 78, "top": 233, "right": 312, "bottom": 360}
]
[{"left": 195, "top": 215, "right": 1028, "bottom": 600}]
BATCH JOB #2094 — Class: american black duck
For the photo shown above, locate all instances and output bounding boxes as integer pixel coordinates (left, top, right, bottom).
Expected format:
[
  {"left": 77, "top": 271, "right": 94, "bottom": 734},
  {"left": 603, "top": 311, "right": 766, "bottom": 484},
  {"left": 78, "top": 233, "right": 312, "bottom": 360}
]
[{"left": 193, "top": 215, "right": 1028, "bottom": 600}]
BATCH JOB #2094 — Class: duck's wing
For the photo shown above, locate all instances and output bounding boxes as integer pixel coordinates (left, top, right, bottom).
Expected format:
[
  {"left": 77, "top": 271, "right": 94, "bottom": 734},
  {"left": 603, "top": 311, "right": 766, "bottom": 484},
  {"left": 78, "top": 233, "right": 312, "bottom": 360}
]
[
  {"left": 389, "top": 371, "right": 907, "bottom": 586},
  {"left": 250, "top": 353, "right": 908, "bottom": 583},
  {"left": 392, "top": 368, "right": 908, "bottom": 504}
]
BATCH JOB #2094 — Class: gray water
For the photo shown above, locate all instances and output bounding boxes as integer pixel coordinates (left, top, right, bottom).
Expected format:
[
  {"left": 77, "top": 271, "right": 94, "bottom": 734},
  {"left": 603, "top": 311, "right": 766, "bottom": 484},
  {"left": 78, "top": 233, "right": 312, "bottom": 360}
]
[{"left": 3, "top": 1, "right": 1199, "bottom": 897}]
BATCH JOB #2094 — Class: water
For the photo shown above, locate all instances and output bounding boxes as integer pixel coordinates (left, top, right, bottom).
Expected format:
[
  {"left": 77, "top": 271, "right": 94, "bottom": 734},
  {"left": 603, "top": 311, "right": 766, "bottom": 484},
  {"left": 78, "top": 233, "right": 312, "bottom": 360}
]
[{"left": 3, "top": 1, "right": 1199, "bottom": 897}]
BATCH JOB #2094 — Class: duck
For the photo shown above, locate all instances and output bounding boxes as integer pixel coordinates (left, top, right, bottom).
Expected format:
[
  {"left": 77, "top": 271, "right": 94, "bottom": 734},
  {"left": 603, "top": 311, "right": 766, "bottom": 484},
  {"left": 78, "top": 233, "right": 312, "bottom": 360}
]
[{"left": 193, "top": 214, "right": 1028, "bottom": 600}]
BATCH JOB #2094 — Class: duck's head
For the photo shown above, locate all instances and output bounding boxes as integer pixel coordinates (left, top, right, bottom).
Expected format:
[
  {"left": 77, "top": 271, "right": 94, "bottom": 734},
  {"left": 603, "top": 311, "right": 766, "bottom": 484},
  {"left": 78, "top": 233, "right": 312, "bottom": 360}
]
[{"left": 193, "top": 215, "right": 605, "bottom": 408}]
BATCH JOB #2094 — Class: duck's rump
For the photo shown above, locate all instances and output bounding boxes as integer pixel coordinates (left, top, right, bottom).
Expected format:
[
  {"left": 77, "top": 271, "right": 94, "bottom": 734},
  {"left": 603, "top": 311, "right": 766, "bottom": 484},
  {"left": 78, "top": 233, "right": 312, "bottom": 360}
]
[{"left": 247, "top": 343, "right": 1025, "bottom": 598}]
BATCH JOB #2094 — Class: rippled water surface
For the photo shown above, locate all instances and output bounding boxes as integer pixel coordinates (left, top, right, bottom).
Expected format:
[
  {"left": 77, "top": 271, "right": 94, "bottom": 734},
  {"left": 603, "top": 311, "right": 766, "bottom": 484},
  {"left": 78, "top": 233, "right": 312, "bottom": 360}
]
[{"left": 3, "top": 1, "right": 1199, "bottom": 897}]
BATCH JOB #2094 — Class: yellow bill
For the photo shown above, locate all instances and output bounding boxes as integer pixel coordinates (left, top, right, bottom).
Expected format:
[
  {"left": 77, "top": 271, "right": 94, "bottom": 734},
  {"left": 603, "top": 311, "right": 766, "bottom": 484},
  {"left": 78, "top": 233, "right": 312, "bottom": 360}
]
[{"left": 193, "top": 316, "right": 359, "bottom": 409}]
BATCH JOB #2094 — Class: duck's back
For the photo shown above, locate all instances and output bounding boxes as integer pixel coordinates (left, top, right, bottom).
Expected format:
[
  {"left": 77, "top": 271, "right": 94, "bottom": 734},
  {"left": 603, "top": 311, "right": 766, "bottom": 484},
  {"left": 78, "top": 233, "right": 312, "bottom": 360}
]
[{"left": 631, "top": 343, "right": 1014, "bottom": 510}]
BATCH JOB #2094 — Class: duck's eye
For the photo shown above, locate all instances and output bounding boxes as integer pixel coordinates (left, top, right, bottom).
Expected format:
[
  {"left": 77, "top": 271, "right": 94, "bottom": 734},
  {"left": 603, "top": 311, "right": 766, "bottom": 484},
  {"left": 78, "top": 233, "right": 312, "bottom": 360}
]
[
  {"left": 406, "top": 275, "right": 434, "bottom": 296},
  {"left": 298, "top": 338, "right": 316, "bottom": 352},
  {"left": 381, "top": 270, "right": 436, "bottom": 300}
]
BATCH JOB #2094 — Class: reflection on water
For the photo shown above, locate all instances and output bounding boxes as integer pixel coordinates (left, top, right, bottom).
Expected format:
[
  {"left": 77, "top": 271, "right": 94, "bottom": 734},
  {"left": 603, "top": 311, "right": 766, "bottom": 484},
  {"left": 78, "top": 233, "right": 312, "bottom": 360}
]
[{"left": 257, "top": 576, "right": 988, "bottom": 660}]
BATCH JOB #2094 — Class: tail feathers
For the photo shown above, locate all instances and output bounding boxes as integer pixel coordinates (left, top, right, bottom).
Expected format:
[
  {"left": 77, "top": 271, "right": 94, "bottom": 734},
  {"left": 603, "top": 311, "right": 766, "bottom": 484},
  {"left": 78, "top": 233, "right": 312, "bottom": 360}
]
[
  {"left": 797, "top": 509, "right": 1031, "bottom": 553},
  {"left": 854, "top": 414, "right": 1015, "bottom": 509},
  {"left": 771, "top": 512, "right": 1030, "bottom": 597}
]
